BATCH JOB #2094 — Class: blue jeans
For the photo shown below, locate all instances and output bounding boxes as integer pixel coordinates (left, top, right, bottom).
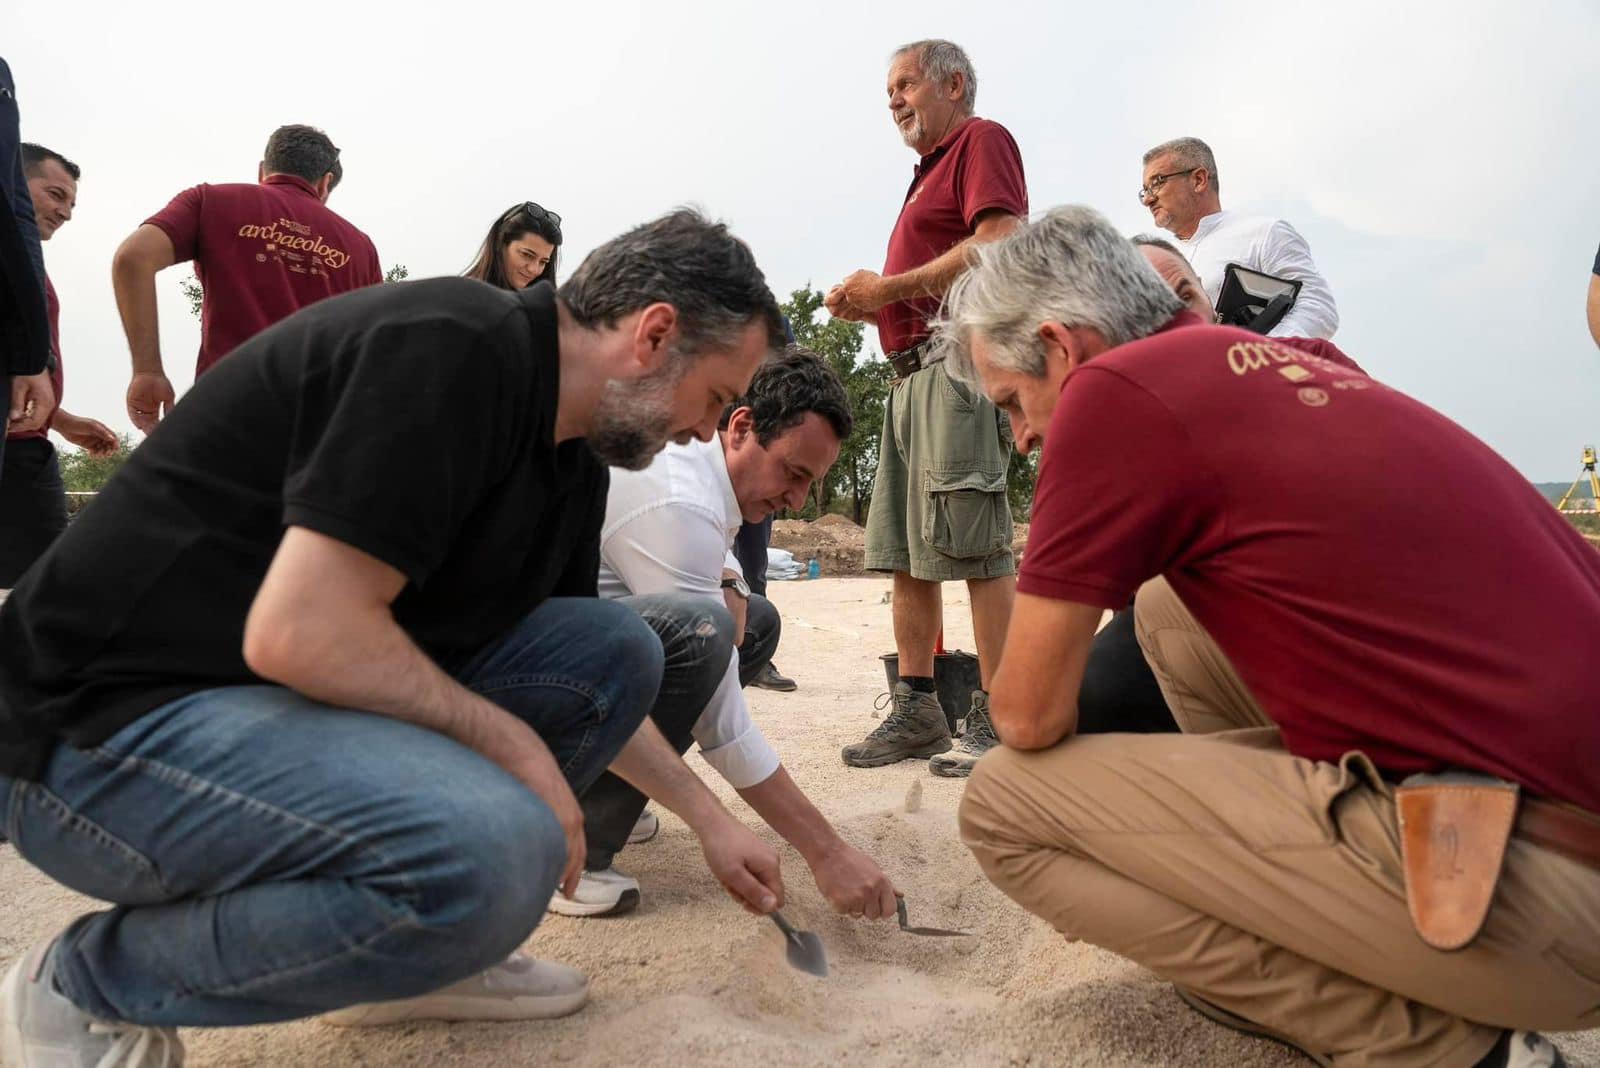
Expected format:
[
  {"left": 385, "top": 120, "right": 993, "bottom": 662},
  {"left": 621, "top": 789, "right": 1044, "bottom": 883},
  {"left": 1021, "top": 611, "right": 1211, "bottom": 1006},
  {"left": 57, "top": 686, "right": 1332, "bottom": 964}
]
[{"left": 0, "top": 595, "right": 680, "bottom": 1027}]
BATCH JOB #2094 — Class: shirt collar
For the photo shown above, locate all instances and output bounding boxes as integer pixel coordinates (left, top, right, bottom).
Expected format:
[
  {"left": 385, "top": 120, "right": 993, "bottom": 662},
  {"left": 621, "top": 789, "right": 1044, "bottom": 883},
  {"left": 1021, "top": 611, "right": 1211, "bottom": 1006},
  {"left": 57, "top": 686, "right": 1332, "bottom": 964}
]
[
  {"left": 705, "top": 435, "right": 743, "bottom": 532},
  {"left": 1187, "top": 210, "right": 1228, "bottom": 241},
  {"left": 914, "top": 115, "right": 979, "bottom": 173},
  {"left": 261, "top": 173, "right": 321, "bottom": 199}
]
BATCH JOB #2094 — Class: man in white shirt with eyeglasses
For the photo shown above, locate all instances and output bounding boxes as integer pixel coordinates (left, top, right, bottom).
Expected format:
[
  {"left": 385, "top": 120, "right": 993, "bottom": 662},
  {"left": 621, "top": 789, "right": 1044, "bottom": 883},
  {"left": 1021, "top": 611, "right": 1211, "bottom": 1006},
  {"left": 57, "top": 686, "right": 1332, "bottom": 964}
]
[{"left": 1140, "top": 136, "right": 1339, "bottom": 340}]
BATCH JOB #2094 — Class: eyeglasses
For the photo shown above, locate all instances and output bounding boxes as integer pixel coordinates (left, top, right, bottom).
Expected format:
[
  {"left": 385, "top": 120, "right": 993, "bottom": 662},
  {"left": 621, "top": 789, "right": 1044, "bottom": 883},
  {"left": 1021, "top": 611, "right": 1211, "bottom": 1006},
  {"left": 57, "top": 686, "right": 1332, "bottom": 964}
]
[
  {"left": 504, "top": 201, "right": 562, "bottom": 230},
  {"left": 1138, "top": 169, "right": 1197, "bottom": 203}
]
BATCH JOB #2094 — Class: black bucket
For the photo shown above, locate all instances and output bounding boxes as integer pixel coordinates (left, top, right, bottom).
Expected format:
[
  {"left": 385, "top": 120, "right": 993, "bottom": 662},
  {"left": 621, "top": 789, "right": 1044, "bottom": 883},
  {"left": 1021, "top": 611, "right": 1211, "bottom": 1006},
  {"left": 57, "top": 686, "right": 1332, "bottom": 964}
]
[{"left": 880, "top": 650, "right": 981, "bottom": 735}]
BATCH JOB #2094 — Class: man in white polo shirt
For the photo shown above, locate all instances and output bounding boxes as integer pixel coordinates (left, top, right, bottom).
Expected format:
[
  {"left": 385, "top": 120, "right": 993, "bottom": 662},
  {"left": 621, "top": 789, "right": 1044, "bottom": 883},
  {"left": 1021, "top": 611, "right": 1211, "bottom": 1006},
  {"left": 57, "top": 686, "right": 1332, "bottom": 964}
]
[
  {"left": 551, "top": 347, "right": 900, "bottom": 920},
  {"left": 1140, "top": 136, "right": 1339, "bottom": 340}
]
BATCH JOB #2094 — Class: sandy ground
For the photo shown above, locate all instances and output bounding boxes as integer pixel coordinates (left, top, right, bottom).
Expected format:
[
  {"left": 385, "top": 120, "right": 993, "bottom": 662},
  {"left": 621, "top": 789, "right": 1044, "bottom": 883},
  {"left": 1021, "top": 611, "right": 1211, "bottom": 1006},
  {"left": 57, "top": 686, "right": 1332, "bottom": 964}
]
[{"left": 2, "top": 577, "right": 1596, "bottom": 1067}]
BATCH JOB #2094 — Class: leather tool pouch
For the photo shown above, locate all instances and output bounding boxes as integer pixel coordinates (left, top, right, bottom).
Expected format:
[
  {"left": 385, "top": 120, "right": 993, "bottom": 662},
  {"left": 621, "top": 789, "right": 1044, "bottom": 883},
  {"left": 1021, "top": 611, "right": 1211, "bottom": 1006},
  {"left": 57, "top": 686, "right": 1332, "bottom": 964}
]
[{"left": 1394, "top": 772, "right": 1519, "bottom": 951}]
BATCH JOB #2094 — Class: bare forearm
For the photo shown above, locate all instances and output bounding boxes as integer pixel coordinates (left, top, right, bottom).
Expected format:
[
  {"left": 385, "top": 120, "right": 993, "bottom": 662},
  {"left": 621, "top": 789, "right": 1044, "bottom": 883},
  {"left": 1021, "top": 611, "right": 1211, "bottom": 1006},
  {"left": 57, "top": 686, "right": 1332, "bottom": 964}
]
[
  {"left": 1587, "top": 276, "right": 1600, "bottom": 348},
  {"left": 607, "top": 719, "right": 731, "bottom": 833},
  {"left": 880, "top": 239, "right": 977, "bottom": 305},
  {"left": 111, "top": 257, "right": 164, "bottom": 375},
  {"left": 735, "top": 766, "right": 842, "bottom": 866}
]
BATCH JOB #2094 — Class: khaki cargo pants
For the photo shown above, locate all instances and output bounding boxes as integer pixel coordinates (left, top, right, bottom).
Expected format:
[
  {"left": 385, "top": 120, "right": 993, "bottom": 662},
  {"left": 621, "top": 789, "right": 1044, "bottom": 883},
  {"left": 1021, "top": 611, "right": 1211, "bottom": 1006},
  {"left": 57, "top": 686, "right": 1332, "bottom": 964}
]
[
  {"left": 960, "top": 576, "right": 1600, "bottom": 1066},
  {"left": 863, "top": 361, "right": 1016, "bottom": 581}
]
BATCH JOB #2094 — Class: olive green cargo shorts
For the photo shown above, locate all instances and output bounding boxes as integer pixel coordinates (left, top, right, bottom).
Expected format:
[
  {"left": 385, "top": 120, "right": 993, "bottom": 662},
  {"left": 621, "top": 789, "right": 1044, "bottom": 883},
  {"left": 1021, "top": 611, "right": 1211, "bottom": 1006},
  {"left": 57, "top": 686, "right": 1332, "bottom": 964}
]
[{"left": 864, "top": 361, "right": 1016, "bottom": 581}]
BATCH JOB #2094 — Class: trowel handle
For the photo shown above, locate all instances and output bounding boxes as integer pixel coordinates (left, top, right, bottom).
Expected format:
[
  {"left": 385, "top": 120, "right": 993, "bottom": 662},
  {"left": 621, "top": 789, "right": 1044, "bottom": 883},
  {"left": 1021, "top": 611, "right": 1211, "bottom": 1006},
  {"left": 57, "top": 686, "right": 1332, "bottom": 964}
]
[{"left": 770, "top": 910, "right": 801, "bottom": 943}]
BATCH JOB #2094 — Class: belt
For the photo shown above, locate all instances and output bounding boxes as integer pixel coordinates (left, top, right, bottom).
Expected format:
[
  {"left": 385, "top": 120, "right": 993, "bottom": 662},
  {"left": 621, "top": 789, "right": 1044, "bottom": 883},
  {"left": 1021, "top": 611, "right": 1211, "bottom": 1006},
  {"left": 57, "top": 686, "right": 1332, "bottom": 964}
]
[
  {"left": 1519, "top": 795, "right": 1600, "bottom": 872},
  {"left": 886, "top": 342, "right": 942, "bottom": 379}
]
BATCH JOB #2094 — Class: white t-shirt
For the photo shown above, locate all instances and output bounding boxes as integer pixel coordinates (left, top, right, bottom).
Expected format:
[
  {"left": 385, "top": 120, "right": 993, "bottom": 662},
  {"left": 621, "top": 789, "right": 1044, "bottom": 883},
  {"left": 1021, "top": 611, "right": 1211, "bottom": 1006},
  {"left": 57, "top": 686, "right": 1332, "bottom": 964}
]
[
  {"left": 1177, "top": 209, "right": 1340, "bottom": 340},
  {"left": 598, "top": 437, "right": 780, "bottom": 789}
]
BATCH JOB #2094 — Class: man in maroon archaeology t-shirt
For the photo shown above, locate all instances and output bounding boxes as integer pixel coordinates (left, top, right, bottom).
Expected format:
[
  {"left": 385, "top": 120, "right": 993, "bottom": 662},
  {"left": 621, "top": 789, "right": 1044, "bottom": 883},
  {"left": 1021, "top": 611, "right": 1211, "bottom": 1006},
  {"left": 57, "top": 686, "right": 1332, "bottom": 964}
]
[
  {"left": 824, "top": 40, "right": 1027, "bottom": 777},
  {"left": 112, "top": 124, "right": 381, "bottom": 431},
  {"left": 947, "top": 207, "right": 1599, "bottom": 1068}
]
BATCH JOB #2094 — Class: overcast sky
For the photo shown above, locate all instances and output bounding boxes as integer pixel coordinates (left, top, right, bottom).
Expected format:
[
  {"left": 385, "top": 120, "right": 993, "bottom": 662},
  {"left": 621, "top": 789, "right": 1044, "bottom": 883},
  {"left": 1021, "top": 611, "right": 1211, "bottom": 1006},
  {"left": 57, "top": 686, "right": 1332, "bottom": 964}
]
[{"left": 9, "top": 0, "right": 1598, "bottom": 479}]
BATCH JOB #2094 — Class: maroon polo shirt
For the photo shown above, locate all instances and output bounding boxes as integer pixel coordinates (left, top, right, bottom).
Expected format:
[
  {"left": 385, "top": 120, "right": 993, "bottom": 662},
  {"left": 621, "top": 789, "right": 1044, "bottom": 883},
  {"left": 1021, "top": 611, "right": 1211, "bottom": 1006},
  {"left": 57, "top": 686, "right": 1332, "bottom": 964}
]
[
  {"left": 877, "top": 117, "right": 1027, "bottom": 356},
  {"left": 7, "top": 274, "right": 61, "bottom": 442},
  {"left": 145, "top": 174, "right": 381, "bottom": 377},
  {"left": 1020, "top": 313, "right": 1600, "bottom": 812}
]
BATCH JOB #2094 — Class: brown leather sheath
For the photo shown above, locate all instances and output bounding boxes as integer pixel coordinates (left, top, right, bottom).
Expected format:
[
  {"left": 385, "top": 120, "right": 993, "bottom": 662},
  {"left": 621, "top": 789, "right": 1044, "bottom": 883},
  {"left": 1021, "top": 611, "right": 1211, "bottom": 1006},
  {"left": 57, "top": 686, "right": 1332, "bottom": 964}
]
[{"left": 1394, "top": 772, "right": 1519, "bottom": 952}]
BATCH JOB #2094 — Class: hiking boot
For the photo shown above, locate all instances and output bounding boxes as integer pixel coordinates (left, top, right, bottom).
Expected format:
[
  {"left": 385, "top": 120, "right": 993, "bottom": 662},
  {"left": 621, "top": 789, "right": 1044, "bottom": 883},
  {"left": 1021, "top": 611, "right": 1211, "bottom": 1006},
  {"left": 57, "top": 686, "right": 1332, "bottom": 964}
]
[
  {"left": 929, "top": 690, "right": 998, "bottom": 778},
  {"left": 1, "top": 938, "right": 185, "bottom": 1066},
  {"left": 752, "top": 662, "right": 797, "bottom": 692},
  {"left": 841, "top": 682, "right": 951, "bottom": 767},
  {"left": 322, "top": 953, "right": 588, "bottom": 1025},
  {"left": 628, "top": 809, "right": 659, "bottom": 845},
  {"left": 547, "top": 867, "right": 641, "bottom": 917}
]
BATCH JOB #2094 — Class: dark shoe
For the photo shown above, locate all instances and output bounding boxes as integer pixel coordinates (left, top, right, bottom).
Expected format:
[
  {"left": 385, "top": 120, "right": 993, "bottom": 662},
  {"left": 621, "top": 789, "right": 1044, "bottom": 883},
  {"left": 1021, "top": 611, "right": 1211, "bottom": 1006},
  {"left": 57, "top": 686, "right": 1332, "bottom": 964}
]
[
  {"left": 929, "top": 690, "right": 998, "bottom": 778},
  {"left": 1175, "top": 986, "right": 1332, "bottom": 1067},
  {"left": 752, "top": 662, "right": 797, "bottom": 692},
  {"left": 1477, "top": 1030, "right": 1569, "bottom": 1068},
  {"left": 841, "top": 682, "right": 951, "bottom": 767}
]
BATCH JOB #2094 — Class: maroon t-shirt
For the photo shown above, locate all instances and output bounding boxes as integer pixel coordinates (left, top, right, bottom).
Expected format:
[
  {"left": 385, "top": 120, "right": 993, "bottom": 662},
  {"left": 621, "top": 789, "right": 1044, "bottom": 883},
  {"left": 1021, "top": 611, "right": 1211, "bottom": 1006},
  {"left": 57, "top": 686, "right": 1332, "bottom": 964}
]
[
  {"left": 1021, "top": 313, "right": 1600, "bottom": 811},
  {"left": 877, "top": 117, "right": 1027, "bottom": 356},
  {"left": 7, "top": 274, "right": 61, "bottom": 442},
  {"left": 145, "top": 174, "right": 381, "bottom": 377}
]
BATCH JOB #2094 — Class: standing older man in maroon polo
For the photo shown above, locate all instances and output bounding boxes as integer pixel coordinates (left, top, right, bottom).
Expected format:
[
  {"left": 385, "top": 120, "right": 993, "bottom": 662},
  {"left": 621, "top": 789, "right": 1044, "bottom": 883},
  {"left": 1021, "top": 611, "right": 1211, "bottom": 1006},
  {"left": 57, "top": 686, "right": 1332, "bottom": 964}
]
[{"left": 826, "top": 39, "right": 1026, "bottom": 777}]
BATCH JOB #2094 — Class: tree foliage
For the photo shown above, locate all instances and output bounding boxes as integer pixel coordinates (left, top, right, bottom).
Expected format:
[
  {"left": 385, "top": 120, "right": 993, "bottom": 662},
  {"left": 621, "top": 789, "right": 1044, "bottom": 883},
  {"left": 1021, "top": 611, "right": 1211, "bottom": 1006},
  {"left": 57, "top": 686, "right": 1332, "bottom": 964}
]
[
  {"left": 780, "top": 287, "right": 892, "bottom": 524},
  {"left": 58, "top": 434, "right": 136, "bottom": 495}
]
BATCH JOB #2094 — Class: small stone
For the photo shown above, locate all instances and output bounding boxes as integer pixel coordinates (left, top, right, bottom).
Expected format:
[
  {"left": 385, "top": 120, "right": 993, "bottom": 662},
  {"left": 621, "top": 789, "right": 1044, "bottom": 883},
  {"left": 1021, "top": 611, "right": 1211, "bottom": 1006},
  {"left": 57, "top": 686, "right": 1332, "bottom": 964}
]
[{"left": 904, "top": 779, "right": 923, "bottom": 813}]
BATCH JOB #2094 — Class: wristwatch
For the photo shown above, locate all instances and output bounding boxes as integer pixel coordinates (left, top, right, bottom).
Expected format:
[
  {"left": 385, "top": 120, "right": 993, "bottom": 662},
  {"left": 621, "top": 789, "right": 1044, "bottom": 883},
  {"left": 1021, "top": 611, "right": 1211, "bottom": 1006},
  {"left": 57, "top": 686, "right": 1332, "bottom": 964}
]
[{"left": 720, "top": 575, "right": 751, "bottom": 599}]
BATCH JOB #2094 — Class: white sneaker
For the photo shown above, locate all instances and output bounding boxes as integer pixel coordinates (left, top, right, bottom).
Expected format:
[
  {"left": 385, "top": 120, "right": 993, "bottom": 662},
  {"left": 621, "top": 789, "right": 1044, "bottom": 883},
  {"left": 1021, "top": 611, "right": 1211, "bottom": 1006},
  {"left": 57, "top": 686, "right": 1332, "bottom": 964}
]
[
  {"left": 321, "top": 953, "right": 588, "bottom": 1026},
  {"left": 1500, "top": 1031, "right": 1568, "bottom": 1067},
  {"left": 628, "top": 809, "right": 659, "bottom": 845},
  {"left": 547, "top": 867, "right": 641, "bottom": 917},
  {"left": 1, "top": 939, "right": 185, "bottom": 1066}
]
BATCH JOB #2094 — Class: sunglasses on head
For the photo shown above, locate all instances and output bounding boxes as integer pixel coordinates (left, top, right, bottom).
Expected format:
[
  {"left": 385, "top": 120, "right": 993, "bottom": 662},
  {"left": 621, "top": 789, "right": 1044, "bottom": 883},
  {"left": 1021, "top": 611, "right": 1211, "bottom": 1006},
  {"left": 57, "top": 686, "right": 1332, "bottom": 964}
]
[{"left": 504, "top": 201, "right": 562, "bottom": 230}]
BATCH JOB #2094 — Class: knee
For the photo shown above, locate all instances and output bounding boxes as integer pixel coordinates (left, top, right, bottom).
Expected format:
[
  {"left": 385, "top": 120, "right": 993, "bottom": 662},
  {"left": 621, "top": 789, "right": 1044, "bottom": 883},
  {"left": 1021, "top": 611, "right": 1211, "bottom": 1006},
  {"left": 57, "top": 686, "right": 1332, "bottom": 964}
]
[
  {"left": 411, "top": 781, "right": 567, "bottom": 974},
  {"left": 957, "top": 745, "right": 1024, "bottom": 848},
  {"left": 745, "top": 594, "right": 780, "bottom": 647},
  {"left": 630, "top": 593, "right": 735, "bottom": 689}
]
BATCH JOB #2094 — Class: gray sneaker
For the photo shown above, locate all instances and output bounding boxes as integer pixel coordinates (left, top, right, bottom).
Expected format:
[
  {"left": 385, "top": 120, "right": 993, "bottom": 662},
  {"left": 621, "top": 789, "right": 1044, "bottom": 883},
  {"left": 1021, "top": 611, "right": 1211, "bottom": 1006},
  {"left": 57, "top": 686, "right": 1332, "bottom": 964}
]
[
  {"left": 1, "top": 939, "right": 185, "bottom": 1067},
  {"left": 929, "top": 690, "right": 998, "bottom": 778},
  {"left": 842, "top": 682, "right": 951, "bottom": 767}
]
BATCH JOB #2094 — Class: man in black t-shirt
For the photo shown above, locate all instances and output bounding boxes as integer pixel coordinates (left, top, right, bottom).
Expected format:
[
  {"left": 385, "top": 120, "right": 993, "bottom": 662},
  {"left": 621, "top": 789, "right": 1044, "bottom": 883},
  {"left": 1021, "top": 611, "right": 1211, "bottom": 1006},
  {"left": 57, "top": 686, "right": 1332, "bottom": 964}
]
[{"left": 0, "top": 210, "right": 791, "bottom": 1059}]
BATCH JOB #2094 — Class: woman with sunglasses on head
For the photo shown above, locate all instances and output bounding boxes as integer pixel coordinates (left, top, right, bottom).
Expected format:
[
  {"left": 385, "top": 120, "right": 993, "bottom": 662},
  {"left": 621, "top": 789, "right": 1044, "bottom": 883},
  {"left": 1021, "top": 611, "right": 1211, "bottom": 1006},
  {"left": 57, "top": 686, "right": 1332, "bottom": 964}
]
[{"left": 464, "top": 201, "right": 563, "bottom": 290}]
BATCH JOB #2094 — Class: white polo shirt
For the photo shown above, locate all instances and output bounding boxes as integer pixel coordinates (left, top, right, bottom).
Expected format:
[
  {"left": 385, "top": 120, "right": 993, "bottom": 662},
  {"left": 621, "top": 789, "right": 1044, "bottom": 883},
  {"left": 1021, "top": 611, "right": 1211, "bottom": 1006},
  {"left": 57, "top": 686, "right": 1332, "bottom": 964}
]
[
  {"left": 598, "top": 437, "right": 781, "bottom": 789},
  {"left": 1177, "top": 209, "right": 1340, "bottom": 340}
]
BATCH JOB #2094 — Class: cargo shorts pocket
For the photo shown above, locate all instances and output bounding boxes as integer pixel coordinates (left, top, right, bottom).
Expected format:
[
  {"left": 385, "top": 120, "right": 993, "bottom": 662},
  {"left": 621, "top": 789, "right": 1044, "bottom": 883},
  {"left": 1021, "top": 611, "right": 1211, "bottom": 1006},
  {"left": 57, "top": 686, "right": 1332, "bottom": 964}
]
[{"left": 921, "top": 469, "right": 1009, "bottom": 559}]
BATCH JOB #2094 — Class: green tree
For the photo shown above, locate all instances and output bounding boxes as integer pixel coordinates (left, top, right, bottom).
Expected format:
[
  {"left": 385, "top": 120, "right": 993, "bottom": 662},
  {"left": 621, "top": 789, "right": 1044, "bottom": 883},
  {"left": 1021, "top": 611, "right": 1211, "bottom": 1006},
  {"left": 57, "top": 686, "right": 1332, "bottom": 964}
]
[
  {"left": 58, "top": 434, "right": 136, "bottom": 498},
  {"left": 384, "top": 263, "right": 409, "bottom": 283},
  {"left": 780, "top": 287, "right": 892, "bottom": 524}
]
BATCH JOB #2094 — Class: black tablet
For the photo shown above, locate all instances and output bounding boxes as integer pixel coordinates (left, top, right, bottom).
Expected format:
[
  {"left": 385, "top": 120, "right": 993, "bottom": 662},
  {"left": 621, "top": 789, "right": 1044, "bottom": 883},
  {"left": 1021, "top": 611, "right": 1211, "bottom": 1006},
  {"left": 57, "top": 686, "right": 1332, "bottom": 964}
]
[{"left": 1215, "top": 263, "right": 1302, "bottom": 334}]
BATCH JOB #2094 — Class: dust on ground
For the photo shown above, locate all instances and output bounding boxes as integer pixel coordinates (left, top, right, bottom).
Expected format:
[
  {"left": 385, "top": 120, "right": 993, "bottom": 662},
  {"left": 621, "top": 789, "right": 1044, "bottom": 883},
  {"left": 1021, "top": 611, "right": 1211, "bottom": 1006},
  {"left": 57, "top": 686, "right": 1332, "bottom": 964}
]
[{"left": 2, "top": 579, "right": 1595, "bottom": 1066}]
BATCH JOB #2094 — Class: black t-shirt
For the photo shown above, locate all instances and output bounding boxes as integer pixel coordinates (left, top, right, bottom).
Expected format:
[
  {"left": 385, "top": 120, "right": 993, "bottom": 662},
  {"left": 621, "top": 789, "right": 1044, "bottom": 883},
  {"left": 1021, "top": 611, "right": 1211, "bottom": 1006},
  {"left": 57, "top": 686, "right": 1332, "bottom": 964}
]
[{"left": 0, "top": 278, "right": 607, "bottom": 780}]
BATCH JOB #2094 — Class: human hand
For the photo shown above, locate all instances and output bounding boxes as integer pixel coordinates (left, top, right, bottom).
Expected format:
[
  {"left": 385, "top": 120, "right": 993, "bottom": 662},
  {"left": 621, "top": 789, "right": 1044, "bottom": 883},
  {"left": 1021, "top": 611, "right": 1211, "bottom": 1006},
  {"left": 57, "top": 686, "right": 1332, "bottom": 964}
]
[
  {"left": 809, "top": 841, "right": 898, "bottom": 919},
  {"left": 698, "top": 811, "right": 784, "bottom": 915},
  {"left": 825, "top": 277, "right": 879, "bottom": 323},
  {"left": 126, "top": 372, "right": 175, "bottom": 432},
  {"left": 57, "top": 413, "right": 120, "bottom": 457},
  {"left": 8, "top": 371, "right": 55, "bottom": 433},
  {"left": 838, "top": 270, "right": 888, "bottom": 316},
  {"left": 471, "top": 714, "right": 588, "bottom": 898}
]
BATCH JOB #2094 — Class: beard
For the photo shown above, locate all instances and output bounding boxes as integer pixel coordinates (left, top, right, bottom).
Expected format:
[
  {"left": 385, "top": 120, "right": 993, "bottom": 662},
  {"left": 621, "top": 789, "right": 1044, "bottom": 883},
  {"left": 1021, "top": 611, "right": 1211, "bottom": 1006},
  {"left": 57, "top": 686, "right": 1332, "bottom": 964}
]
[
  {"left": 895, "top": 110, "right": 923, "bottom": 148},
  {"left": 586, "top": 357, "right": 688, "bottom": 470}
]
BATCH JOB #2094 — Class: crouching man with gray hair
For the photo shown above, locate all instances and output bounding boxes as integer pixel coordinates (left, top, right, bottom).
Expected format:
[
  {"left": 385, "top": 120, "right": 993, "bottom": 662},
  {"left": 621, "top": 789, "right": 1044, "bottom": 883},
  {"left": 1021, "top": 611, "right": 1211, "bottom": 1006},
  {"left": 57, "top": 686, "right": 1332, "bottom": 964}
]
[{"left": 950, "top": 206, "right": 1600, "bottom": 1067}]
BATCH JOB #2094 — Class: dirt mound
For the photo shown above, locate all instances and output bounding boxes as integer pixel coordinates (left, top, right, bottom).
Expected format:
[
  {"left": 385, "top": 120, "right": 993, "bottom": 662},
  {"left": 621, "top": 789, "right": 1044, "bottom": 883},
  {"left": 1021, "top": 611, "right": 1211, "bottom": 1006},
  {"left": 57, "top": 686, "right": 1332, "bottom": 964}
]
[{"left": 771, "top": 517, "right": 867, "bottom": 575}]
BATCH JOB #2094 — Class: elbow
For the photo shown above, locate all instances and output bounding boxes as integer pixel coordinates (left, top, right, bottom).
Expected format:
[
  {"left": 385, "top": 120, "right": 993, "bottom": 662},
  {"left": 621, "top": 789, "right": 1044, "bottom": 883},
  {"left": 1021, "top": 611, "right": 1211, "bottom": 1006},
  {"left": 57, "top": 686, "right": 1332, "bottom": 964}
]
[
  {"left": 989, "top": 690, "right": 1074, "bottom": 751},
  {"left": 242, "top": 604, "right": 320, "bottom": 687}
]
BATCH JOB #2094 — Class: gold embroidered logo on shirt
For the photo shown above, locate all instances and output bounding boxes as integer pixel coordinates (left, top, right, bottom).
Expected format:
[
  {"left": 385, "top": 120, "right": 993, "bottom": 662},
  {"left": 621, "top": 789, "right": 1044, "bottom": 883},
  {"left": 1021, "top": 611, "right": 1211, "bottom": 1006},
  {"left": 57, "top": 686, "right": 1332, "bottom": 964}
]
[{"left": 236, "top": 218, "right": 353, "bottom": 270}]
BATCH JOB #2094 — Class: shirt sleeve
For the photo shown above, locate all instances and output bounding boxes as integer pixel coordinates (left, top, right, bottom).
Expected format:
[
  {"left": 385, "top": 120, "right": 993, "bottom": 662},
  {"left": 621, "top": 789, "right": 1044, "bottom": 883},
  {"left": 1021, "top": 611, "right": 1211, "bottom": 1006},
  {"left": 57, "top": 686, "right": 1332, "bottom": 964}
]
[
  {"left": 144, "top": 186, "right": 206, "bottom": 264},
  {"left": 690, "top": 651, "right": 782, "bottom": 788},
  {"left": 281, "top": 313, "right": 523, "bottom": 586},
  {"left": 1260, "top": 220, "right": 1339, "bottom": 340},
  {"left": 601, "top": 498, "right": 731, "bottom": 600},
  {"left": 954, "top": 122, "right": 1028, "bottom": 229},
  {"left": 1019, "top": 368, "right": 1218, "bottom": 608}
]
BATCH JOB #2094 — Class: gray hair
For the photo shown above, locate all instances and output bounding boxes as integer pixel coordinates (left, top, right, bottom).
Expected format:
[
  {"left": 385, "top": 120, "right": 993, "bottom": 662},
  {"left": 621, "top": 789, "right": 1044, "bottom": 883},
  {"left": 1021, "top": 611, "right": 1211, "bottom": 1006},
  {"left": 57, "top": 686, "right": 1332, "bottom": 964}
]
[
  {"left": 935, "top": 206, "right": 1185, "bottom": 384},
  {"left": 559, "top": 208, "right": 786, "bottom": 355},
  {"left": 1142, "top": 136, "right": 1219, "bottom": 193},
  {"left": 1130, "top": 233, "right": 1184, "bottom": 258},
  {"left": 893, "top": 39, "right": 977, "bottom": 113}
]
